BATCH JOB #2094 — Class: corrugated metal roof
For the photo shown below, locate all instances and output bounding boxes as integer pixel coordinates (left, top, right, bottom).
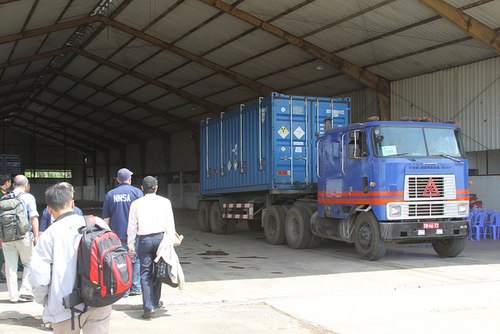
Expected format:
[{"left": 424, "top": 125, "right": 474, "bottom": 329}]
[{"left": 0, "top": 0, "right": 498, "bottom": 153}]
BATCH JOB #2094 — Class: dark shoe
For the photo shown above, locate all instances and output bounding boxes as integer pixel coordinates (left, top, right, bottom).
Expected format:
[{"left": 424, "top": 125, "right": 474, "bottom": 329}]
[
  {"left": 0, "top": 276, "right": 6, "bottom": 283},
  {"left": 141, "top": 309, "right": 155, "bottom": 319},
  {"left": 129, "top": 291, "right": 141, "bottom": 296},
  {"left": 155, "top": 301, "right": 164, "bottom": 309}
]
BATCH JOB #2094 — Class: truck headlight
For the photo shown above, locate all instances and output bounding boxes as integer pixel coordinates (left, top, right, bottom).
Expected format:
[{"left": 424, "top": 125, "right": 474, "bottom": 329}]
[
  {"left": 458, "top": 204, "right": 468, "bottom": 214},
  {"left": 389, "top": 205, "right": 401, "bottom": 217}
]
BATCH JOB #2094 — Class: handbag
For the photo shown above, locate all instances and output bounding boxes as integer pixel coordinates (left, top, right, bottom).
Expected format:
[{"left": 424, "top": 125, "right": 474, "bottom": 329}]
[{"left": 154, "top": 257, "right": 179, "bottom": 288}]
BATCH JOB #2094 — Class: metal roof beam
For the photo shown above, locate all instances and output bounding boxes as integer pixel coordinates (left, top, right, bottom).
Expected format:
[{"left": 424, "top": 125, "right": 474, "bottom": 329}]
[
  {"left": 0, "top": 16, "right": 99, "bottom": 45},
  {"left": 197, "top": 0, "right": 391, "bottom": 118},
  {"left": 100, "top": 17, "right": 274, "bottom": 96},
  {"left": 44, "top": 87, "right": 172, "bottom": 139},
  {"left": 74, "top": 48, "right": 224, "bottom": 116},
  {"left": 30, "top": 97, "right": 143, "bottom": 143},
  {"left": 53, "top": 70, "right": 200, "bottom": 134},
  {"left": 0, "top": 109, "right": 105, "bottom": 154},
  {"left": 420, "top": 0, "right": 500, "bottom": 53},
  {"left": 3, "top": 119, "right": 95, "bottom": 155},
  {"left": 0, "top": 70, "right": 52, "bottom": 87},
  {"left": 0, "top": 47, "right": 74, "bottom": 69},
  {"left": 13, "top": 105, "right": 120, "bottom": 149},
  {"left": 0, "top": 46, "right": 201, "bottom": 133}
]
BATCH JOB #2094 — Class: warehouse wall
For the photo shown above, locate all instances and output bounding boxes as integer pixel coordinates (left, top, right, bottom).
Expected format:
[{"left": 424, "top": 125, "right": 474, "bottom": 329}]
[
  {"left": 390, "top": 56, "right": 500, "bottom": 152},
  {"left": 388, "top": 57, "right": 500, "bottom": 211}
]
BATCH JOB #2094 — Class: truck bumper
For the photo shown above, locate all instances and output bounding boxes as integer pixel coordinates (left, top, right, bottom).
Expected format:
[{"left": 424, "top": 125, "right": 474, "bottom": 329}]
[{"left": 379, "top": 220, "right": 469, "bottom": 242}]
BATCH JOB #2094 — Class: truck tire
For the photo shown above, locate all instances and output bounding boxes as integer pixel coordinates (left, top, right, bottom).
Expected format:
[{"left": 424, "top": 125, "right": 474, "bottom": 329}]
[
  {"left": 209, "top": 202, "right": 226, "bottom": 234},
  {"left": 285, "top": 205, "right": 313, "bottom": 249},
  {"left": 198, "top": 201, "right": 212, "bottom": 232},
  {"left": 247, "top": 221, "right": 263, "bottom": 231},
  {"left": 353, "top": 211, "right": 387, "bottom": 261},
  {"left": 263, "top": 205, "right": 286, "bottom": 245},
  {"left": 431, "top": 238, "right": 466, "bottom": 257}
]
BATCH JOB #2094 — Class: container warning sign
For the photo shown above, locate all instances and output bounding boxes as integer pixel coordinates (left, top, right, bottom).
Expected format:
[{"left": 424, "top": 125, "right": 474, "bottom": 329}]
[
  {"left": 293, "top": 126, "right": 305, "bottom": 139},
  {"left": 278, "top": 126, "right": 289, "bottom": 139},
  {"left": 227, "top": 161, "right": 232, "bottom": 171}
]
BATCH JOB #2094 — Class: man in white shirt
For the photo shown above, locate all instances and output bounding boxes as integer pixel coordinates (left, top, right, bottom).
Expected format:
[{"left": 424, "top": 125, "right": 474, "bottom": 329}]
[
  {"left": 30, "top": 183, "right": 112, "bottom": 333},
  {"left": 128, "top": 176, "right": 176, "bottom": 319},
  {"left": 2, "top": 175, "right": 38, "bottom": 303}
]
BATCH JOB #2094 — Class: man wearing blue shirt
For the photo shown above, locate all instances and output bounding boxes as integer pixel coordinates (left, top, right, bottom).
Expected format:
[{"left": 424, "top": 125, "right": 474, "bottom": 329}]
[{"left": 102, "top": 168, "right": 143, "bottom": 296}]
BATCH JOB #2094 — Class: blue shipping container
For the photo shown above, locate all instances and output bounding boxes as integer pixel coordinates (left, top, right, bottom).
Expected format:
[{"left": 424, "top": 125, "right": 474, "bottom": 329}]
[{"left": 200, "top": 93, "right": 350, "bottom": 196}]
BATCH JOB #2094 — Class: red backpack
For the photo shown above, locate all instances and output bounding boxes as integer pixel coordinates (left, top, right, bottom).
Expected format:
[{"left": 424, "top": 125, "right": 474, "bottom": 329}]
[
  {"left": 64, "top": 215, "right": 132, "bottom": 329},
  {"left": 78, "top": 215, "right": 132, "bottom": 306}
]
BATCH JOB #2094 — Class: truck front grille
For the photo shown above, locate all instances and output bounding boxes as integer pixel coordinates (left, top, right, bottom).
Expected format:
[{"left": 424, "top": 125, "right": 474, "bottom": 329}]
[
  {"left": 405, "top": 175, "right": 456, "bottom": 200},
  {"left": 408, "top": 203, "right": 444, "bottom": 216}
]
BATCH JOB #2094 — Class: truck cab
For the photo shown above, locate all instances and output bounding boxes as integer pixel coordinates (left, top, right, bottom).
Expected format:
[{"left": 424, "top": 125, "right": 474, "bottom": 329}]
[{"left": 315, "top": 120, "right": 469, "bottom": 260}]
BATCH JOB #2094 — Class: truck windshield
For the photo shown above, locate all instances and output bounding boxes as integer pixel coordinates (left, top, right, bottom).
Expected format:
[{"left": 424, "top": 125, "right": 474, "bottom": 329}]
[{"left": 372, "top": 126, "right": 464, "bottom": 158}]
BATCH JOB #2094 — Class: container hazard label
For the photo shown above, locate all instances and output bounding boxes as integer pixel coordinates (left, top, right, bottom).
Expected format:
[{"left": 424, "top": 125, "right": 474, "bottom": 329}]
[
  {"left": 293, "top": 126, "right": 305, "bottom": 139},
  {"left": 278, "top": 126, "right": 289, "bottom": 139},
  {"left": 227, "top": 161, "right": 232, "bottom": 171},
  {"left": 277, "top": 170, "right": 289, "bottom": 176}
]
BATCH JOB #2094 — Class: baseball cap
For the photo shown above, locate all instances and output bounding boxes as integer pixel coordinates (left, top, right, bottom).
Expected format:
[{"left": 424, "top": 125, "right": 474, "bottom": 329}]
[
  {"left": 142, "top": 176, "right": 158, "bottom": 188},
  {"left": 117, "top": 168, "right": 133, "bottom": 181}
]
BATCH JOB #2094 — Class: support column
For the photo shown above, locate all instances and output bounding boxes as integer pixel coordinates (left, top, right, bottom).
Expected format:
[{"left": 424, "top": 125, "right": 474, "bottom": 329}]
[{"left": 378, "top": 93, "right": 391, "bottom": 121}]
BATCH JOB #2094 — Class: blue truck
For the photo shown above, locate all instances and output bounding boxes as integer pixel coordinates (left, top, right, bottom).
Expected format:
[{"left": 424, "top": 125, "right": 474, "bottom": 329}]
[{"left": 198, "top": 93, "right": 469, "bottom": 260}]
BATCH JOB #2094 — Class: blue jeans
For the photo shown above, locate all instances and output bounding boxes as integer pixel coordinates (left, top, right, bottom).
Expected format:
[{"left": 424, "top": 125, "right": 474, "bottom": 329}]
[
  {"left": 122, "top": 241, "right": 141, "bottom": 293},
  {"left": 138, "top": 232, "right": 163, "bottom": 312}
]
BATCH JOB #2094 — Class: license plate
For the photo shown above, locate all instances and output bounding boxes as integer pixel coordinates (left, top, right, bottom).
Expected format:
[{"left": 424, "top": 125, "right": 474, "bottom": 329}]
[{"left": 423, "top": 222, "right": 440, "bottom": 229}]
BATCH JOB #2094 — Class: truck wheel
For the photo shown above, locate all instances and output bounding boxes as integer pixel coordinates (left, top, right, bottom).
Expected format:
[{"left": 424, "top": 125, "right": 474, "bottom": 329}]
[
  {"left": 285, "top": 205, "right": 313, "bottom": 249},
  {"left": 431, "top": 238, "right": 466, "bottom": 257},
  {"left": 353, "top": 211, "right": 386, "bottom": 261},
  {"left": 209, "top": 202, "right": 226, "bottom": 234},
  {"left": 247, "top": 221, "right": 263, "bottom": 231},
  {"left": 198, "top": 201, "right": 212, "bottom": 232},
  {"left": 263, "top": 205, "right": 286, "bottom": 245}
]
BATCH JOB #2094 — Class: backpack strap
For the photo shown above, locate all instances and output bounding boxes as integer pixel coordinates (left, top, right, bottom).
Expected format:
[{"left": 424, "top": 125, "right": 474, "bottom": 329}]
[{"left": 68, "top": 215, "right": 93, "bottom": 331}]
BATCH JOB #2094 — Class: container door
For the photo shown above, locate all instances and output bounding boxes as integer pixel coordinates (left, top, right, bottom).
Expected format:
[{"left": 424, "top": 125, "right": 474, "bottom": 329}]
[
  {"left": 273, "top": 96, "right": 308, "bottom": 187},
  {"left": 310, "top": 97, "right": 351, "bottom": 184}
]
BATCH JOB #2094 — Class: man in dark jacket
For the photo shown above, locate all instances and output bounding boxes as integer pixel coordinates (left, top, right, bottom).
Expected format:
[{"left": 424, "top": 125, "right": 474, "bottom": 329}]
[{"left": 102, "top": 168, "right": 143, "bottom": 296}]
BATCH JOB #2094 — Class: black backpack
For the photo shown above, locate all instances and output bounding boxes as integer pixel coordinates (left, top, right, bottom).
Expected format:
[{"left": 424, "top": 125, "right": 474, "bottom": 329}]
[
  {"left": 64, "top": 215, "right": 132, "bottom": 329},
  {"left": 0, "top": 193, "right": 30, "bottom": 242}
]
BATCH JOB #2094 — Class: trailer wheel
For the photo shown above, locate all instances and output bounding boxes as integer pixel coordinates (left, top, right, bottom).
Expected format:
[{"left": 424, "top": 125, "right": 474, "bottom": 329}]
[
  {"left": 353, "top": 211, "right": 387, "bottom": 260},
  {"left": 263, "top": 205, "right": 286, "bottom": 245},
  {"left": 247, "top": 221, "right": 263, "bottom": 231},
  {"left": 209, "top": 202, "right": 226, "bottom": 234},
  {"left": 431, "top": 238, "right": 466, "bottom": 257},
  {"left": 285, "top": 205, "right": 313, "bottom": 249},
  {"left": 198, "top": 201, "right": 212, "bottom": 232}
]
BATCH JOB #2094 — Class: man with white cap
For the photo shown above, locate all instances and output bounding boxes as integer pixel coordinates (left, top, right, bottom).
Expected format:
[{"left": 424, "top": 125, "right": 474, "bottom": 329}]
[{"left": 102, "top": 168, "right": 143, "bottom": 296}]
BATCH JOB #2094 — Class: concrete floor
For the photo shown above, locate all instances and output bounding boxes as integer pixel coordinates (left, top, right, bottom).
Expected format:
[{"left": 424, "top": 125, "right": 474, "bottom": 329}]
[{"left": 1, "top": 208, "right": 499, "bottom": 333}]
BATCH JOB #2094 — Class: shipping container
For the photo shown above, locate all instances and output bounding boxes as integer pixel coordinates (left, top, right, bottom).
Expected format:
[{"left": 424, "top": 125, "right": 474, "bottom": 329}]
[
  {"left": 200, "top": 93, "right": 350, "bottom": 196},
  {"left": 0, "top": 154, "right": 21, "bottom": 174}
]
